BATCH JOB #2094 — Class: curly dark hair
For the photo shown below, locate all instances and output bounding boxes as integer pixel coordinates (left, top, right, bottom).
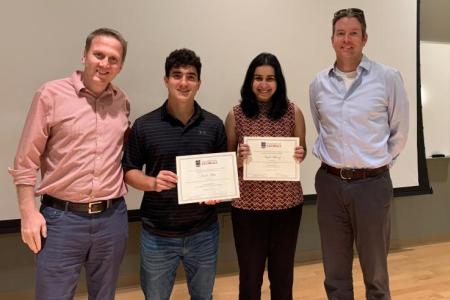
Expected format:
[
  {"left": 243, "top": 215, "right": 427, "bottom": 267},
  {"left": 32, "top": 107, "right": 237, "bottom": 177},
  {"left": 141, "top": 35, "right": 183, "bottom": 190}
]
[{"left": 165, "top": 48, "right": 202, "bottom": 80}]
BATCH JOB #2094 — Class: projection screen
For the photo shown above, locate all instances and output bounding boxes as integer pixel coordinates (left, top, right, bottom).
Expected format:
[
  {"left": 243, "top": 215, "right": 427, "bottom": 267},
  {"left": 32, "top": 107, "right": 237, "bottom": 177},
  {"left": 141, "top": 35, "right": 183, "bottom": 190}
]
[{"left": 0, "top": 0, "right": 428, "bottom": 226}]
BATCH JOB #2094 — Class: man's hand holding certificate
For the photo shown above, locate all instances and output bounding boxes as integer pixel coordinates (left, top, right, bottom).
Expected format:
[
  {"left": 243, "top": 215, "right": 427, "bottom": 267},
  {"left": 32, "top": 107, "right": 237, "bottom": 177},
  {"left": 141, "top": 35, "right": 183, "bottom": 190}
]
[
  {"left": 176, "top": 152, "right": 240, "bottom": 204},
  {"left": 243, "top": 136, "right": 300, "bottom": 181}
]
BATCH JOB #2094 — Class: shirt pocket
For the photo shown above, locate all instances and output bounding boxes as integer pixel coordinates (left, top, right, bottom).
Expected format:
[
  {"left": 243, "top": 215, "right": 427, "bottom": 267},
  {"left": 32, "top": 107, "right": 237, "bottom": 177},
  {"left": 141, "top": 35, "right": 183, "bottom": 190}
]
[{"left": 58, "top": 119, "right": 82, "bottom": 138}]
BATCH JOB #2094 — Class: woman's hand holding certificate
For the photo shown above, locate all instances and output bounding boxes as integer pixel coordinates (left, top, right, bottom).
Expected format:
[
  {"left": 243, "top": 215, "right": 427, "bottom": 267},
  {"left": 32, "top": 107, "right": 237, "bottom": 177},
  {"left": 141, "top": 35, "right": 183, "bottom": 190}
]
[{"left": 243, "top": 136, "right": 300, "bottom": 181}]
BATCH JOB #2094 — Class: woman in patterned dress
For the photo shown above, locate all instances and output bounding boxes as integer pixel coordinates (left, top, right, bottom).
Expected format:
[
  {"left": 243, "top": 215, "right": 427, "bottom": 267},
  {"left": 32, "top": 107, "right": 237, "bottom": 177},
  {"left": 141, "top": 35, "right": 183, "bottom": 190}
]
[{"left": 225, "top": 52, "right": 307, "bottom": 300}]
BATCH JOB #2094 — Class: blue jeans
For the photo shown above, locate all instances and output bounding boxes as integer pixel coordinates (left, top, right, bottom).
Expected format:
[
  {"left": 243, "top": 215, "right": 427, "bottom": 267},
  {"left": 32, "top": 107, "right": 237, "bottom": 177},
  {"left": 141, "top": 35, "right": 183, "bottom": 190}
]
[
  {"left": 140, "top": 221, "right": 219, "bottom": 300},
  {"left": 36, "top": 198, "right": 128, "bottom": 300}
]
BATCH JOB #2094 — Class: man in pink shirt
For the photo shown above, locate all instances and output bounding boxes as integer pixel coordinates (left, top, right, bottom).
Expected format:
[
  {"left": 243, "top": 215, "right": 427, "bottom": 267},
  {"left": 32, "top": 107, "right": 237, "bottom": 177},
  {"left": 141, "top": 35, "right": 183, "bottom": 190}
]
[{"left": 9, "top": 28, "right": 130, "bottom": 300}]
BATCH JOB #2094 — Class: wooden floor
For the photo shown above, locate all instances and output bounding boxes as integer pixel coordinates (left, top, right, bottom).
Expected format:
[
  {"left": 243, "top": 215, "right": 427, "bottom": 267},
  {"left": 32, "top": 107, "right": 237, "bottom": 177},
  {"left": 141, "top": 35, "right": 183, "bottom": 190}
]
[{"left": 76, "top": 241, "right": 450, "bottom": 300}]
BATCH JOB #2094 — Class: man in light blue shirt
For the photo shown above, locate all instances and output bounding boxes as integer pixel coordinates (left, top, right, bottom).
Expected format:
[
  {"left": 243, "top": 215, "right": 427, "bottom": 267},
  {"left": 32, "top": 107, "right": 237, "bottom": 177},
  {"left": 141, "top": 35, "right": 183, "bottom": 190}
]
[{"left": 309, "top": 8, "right": 409, "bottom": 300}]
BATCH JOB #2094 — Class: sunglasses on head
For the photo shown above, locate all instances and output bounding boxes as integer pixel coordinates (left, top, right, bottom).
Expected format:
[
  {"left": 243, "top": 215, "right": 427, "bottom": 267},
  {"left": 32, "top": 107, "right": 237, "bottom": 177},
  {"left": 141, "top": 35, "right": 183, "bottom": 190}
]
[{"left": 334, "top": 8, "right": 365, "bottom": 18}]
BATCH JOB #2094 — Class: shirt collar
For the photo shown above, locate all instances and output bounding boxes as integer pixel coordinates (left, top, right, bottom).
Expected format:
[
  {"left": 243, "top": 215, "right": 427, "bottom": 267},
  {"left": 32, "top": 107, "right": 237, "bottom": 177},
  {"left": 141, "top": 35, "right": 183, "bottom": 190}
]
[
  {"left": 161, "top": 100, "right": 203, "bottom": 124},
  {"left": 328, "top": 55, "right": 372, "bottom": 77},
  {"left": 71, "top": 70, "right": 118, "bottom": 97}
]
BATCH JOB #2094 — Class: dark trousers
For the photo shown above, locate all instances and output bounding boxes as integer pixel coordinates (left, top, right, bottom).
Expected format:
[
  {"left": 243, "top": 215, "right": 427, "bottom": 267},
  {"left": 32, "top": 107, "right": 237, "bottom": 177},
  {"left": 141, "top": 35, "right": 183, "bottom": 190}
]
[
  {"left": 315, "top": 168, "right": 393, "bottom": 300},
  {"left": 35, "top": 199, "right": 128, "bottom": 300},
  {"left": 232, "top": 205, "right": 302, "bottom": 300}
]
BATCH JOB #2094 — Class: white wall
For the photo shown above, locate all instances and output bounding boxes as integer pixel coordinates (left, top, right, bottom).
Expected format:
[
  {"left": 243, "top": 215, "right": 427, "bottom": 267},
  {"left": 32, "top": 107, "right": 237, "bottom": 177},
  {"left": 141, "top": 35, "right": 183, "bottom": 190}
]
[{"left": 420, "top": 41, "right": 450, "bottom": 157}]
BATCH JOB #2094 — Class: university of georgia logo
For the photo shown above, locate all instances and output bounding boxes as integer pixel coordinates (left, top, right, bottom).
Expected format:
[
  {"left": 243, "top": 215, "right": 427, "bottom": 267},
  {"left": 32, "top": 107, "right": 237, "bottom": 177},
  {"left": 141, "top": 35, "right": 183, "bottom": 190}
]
[
  {"left": 261, "top": 142, "right": 266, "bottom": 149},
  {"left": 195, "top": 160, "right": 201, "bottom": 167}
]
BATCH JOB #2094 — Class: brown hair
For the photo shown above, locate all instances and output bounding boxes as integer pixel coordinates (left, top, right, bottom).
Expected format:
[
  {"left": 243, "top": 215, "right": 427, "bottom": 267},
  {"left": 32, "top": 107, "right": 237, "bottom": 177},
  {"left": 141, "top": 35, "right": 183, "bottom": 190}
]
[
  {"left": 332, "top": 8, "right": 367, "bottom": 37},
  {"left": 85, "top": 28, "right": 128, "bottom": 62}
]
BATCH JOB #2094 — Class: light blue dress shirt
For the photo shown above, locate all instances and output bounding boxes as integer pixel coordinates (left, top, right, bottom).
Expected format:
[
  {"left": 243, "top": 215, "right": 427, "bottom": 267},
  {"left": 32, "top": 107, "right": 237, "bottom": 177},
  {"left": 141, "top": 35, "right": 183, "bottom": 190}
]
[{"left": 309, "top": 55, "right": 409, "bottom": 169}]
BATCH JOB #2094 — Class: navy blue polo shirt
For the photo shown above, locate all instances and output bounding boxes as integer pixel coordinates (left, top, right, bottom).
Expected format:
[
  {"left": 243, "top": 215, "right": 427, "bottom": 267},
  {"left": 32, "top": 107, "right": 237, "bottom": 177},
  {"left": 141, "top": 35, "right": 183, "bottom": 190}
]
[{"left": 122, "top": 100, "right": 227, "bottom": 237}]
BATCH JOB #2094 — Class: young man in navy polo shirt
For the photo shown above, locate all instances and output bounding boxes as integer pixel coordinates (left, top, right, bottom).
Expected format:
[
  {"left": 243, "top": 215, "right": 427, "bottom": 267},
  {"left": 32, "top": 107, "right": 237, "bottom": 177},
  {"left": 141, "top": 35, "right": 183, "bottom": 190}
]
[{"left": 122, "top": 48, "right": 226, "bottom": 300}]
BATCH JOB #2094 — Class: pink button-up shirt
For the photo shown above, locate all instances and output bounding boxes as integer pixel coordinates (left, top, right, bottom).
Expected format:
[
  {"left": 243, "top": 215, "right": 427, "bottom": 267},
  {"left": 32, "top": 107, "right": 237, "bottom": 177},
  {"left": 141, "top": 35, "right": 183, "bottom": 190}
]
[{"left": 9, "top": 71, "right": 130, "bottom": 203}]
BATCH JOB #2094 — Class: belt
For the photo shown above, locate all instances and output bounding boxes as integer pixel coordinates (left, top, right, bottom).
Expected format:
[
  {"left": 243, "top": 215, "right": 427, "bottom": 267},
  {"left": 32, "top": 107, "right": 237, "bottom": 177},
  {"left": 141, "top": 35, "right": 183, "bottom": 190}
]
[
  {"left": 320, "top": 163, "right": 389, "bottom": 180},
  {"left": 41, "top": 194, "right": 123, "bottom": 214}
]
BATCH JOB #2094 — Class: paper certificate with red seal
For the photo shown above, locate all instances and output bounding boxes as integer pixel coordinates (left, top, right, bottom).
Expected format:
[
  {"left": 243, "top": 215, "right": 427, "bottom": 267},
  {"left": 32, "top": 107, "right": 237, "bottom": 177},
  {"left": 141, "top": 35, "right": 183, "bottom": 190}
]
[
  {"left": 243, "top": 136, "right": 300, "bottom": 181},
  {"left": 176, "top": 152, "right": 240, "bottom": 204}
]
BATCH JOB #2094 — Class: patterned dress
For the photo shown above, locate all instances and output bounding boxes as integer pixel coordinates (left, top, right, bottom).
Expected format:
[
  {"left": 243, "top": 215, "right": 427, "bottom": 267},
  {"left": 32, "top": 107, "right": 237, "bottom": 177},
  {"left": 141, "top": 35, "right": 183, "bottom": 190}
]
[{"left": 232, "top": 101, "right": 303, "bottom": 210}]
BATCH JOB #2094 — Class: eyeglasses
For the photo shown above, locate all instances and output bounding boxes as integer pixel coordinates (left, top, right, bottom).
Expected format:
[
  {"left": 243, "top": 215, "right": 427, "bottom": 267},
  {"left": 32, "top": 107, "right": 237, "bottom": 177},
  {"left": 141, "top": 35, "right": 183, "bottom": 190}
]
[{"left": 334, "top": 8, "right": 365, "bottom": 18}]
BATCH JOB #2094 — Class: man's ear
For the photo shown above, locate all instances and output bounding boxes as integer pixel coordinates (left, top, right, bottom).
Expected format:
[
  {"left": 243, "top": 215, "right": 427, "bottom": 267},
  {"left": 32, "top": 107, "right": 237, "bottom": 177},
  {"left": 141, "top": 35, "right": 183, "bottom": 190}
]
[{"left": 363, "top": 33, "right": 368, "bottom": 46}]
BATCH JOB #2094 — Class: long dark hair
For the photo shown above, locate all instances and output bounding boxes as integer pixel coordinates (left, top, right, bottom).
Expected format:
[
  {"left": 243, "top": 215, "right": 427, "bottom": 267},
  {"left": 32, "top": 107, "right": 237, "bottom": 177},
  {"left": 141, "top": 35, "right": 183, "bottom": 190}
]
[{"left": 240, "top": 52, "right": 288, "bottom": 120}]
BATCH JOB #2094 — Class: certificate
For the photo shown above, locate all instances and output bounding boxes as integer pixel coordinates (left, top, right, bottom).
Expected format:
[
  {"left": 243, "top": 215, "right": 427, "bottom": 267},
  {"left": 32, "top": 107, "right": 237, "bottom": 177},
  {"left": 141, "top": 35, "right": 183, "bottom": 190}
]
[
  {"left": 176, "top": 152, "right": 240, "bottom": 204},
  {"left": 243, "top": 136, "right": 300, "bottom": 181}
]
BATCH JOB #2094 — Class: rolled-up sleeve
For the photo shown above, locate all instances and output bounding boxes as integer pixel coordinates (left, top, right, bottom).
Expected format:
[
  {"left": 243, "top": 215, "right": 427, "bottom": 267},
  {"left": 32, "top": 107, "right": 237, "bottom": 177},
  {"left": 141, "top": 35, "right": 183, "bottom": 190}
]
[{"left": 9, "top": 88, "right": 51, "bottom": 186}]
